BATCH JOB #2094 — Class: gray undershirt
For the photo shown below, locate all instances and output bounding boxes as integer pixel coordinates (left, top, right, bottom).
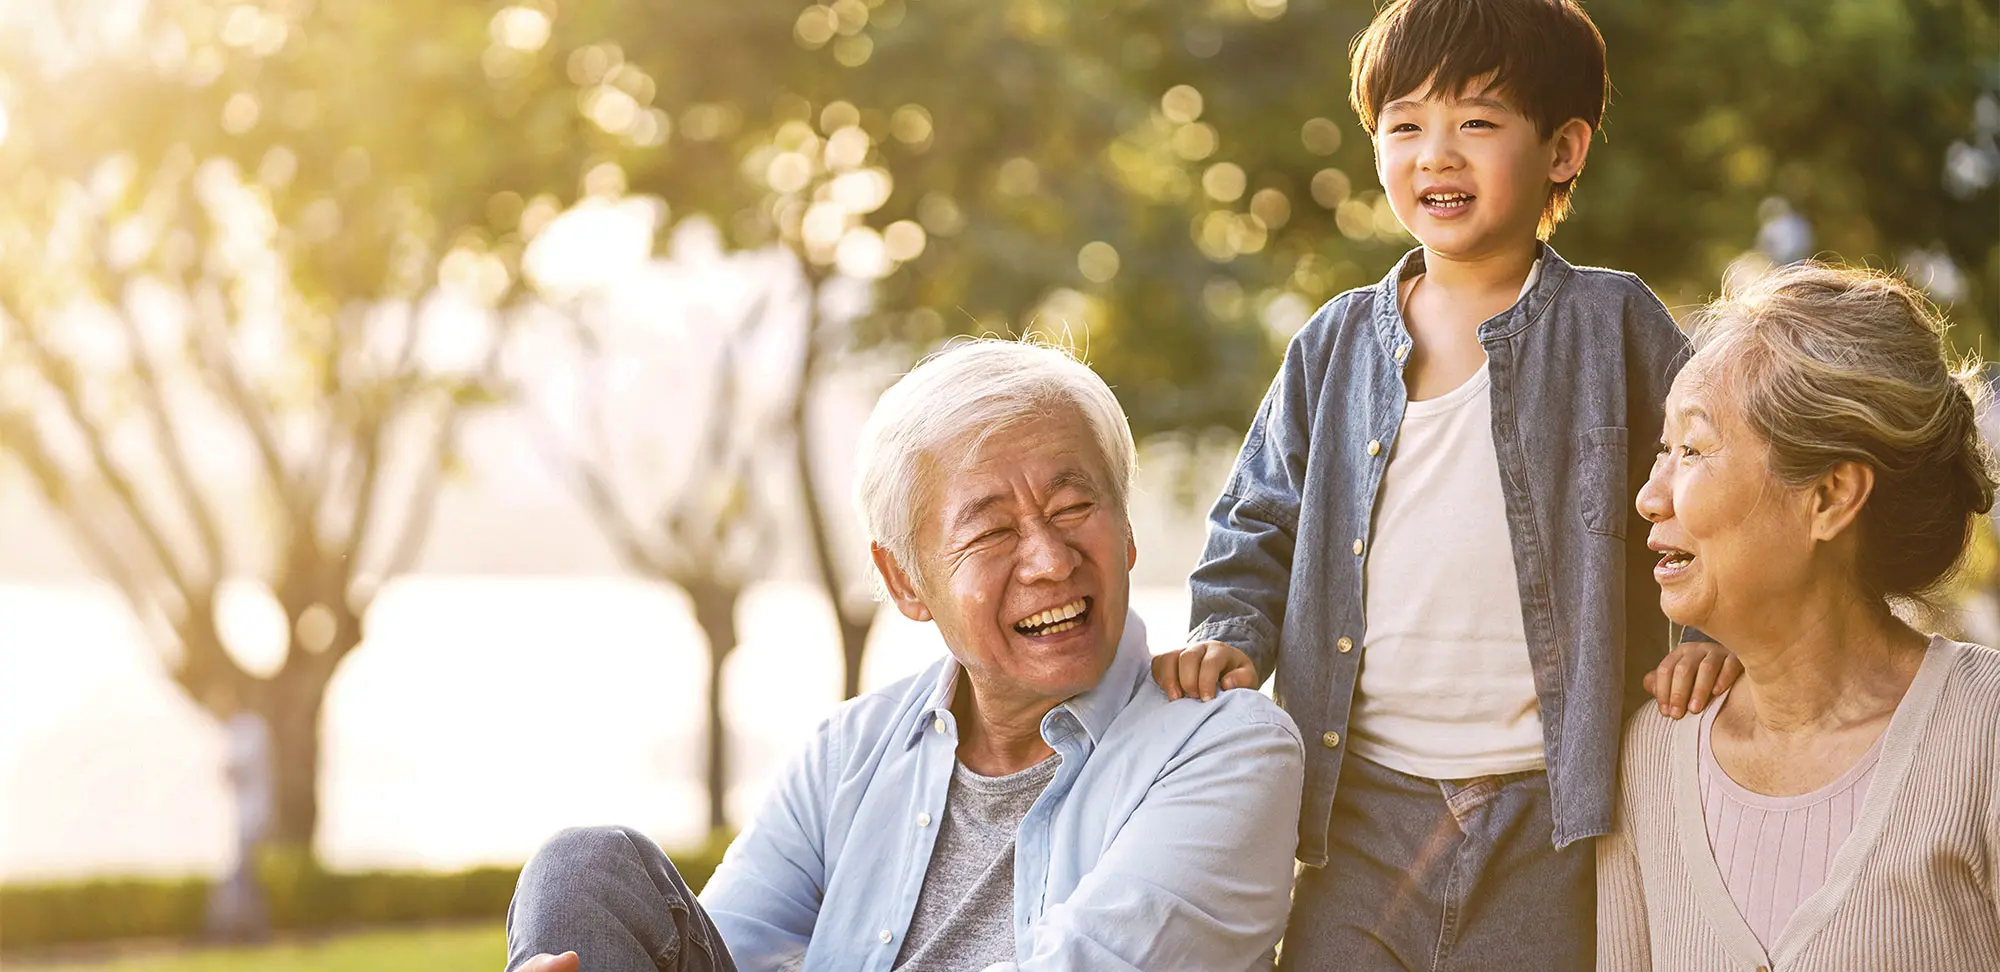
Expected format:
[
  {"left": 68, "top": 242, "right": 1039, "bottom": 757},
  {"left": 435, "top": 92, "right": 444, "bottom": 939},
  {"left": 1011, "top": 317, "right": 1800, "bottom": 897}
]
[{"left": 893, "top": 754, "right": 1060, "bottom": 972}]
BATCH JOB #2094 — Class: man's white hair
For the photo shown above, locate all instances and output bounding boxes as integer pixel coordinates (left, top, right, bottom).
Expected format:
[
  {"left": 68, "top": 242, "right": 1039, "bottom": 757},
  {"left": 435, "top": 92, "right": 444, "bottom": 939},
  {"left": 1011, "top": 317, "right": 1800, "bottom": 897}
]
[{"left": 853, "top": 338, "right": 1138, "bottom": 587}]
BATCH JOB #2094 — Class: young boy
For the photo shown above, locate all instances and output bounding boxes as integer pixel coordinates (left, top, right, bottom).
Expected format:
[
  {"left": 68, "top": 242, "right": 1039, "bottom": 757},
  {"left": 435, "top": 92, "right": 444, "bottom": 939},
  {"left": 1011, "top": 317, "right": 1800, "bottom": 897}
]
[{"left": 1152, "top": 0, "right": 1734, "bottom": 968}]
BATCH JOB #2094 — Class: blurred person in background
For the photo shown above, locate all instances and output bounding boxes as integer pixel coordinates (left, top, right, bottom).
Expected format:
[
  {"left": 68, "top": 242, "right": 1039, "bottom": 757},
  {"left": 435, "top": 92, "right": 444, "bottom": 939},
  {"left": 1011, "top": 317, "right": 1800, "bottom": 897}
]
[
  {"left": 504, "top": 340, "right": 1306, "bottom": 972},
  {"left": 1599, "top": 263, "right": 2000, "bottom": 970},
  {"left": 204, "top": 684, "right": 273, "bottom": 943}
]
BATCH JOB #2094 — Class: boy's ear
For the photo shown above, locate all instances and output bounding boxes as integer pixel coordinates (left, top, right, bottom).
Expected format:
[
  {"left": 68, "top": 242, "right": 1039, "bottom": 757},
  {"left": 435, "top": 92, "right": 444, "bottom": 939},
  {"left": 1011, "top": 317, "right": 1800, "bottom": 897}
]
[{"left": 1548, "top": 117, "right": 1593, "bottom": 185}]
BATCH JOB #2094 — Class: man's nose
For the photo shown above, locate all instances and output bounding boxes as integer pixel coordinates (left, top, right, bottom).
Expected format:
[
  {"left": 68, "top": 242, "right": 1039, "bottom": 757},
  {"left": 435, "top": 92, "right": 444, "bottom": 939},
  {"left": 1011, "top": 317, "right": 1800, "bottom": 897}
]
[{"left": 1017, "top": 520, "right": 1080, "bottom": 584}]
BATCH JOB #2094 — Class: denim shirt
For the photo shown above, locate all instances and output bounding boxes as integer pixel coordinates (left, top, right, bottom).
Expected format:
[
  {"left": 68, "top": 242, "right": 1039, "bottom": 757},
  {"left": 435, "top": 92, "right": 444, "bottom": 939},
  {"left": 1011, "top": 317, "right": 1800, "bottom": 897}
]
[
  {"left": 700, "top": 612, "right": 1306, "bottom": 972},
  {"left": 1189, "top": 244, "right": 1692, "bottom": 863}
]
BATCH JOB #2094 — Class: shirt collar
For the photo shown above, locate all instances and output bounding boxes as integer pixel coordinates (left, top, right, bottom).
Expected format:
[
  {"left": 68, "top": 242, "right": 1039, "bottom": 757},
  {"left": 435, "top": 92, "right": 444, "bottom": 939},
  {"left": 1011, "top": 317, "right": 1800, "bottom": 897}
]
[{"left": 912, "top": 609, "right": 1150, "bottom": 749}]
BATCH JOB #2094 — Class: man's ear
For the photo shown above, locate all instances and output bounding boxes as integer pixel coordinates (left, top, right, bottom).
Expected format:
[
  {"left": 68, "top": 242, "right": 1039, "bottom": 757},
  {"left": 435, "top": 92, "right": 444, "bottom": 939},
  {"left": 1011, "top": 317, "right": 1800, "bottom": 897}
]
[
  {"left": 1810, "top": 460, "right": 1876, "bottom": 544},
  {"left": 871, "top": 542, "right": 933, "bottom": 622},
  {"left": 1548, "top": 118, "right": 1593, "bottom": 185}
]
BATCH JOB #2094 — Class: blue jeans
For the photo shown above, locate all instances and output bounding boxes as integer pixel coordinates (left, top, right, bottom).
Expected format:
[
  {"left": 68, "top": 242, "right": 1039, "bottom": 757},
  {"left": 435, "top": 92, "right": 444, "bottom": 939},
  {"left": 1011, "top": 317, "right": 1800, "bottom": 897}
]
[
  {"left": 1279, "top": 756, "right": 1593, "bottom": 972},
  {"left": 507, "top": 826, "right": 737, "bottom": 972}
]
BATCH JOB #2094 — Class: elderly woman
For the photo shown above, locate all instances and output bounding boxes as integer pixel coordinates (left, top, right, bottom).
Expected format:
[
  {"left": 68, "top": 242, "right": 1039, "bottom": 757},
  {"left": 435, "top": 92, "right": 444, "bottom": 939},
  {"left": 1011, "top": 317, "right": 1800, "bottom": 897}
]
[
  {"left": 506, "top": 340, "right": 1305, "bottom": 972},
  {"left": 1598, "top": 263, "right": 2000, "bottom": 970}
]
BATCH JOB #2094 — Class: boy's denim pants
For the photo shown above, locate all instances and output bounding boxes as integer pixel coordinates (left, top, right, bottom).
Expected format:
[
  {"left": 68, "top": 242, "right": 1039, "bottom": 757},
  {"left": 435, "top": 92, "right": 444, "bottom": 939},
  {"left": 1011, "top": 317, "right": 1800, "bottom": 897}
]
[{"left": 1280, "top": 755, "right": 1593, "bottom": 972}]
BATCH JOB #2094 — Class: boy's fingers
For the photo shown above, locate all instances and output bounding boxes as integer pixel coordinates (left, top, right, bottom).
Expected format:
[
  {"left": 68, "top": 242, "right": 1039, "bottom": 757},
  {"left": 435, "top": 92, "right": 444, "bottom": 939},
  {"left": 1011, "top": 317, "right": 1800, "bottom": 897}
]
[
  {"left": 1198, "top": 646, "right": 1231, "bottom": 700},
  {"left": 1668, "top": 655, "right": 1698, "bottom": 717},
  {"left": 1177, "top": 649, "right": 1209, "bottom": 701},
  {"left": 1151, "top": 651, "right": 1183, "bottom": 700},
  {"left": 1687, "top": 657, "right": 1721, "bottom": 713},
  {"left": 1717, "top": 656, "right": 1744, "bottom": 693}
]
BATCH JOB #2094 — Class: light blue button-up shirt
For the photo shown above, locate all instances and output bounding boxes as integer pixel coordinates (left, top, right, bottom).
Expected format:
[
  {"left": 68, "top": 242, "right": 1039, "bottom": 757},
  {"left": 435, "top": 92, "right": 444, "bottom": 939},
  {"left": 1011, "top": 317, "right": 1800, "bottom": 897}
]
[{"left": 700, "top": 612, "right": 1305, "bottom": 972}]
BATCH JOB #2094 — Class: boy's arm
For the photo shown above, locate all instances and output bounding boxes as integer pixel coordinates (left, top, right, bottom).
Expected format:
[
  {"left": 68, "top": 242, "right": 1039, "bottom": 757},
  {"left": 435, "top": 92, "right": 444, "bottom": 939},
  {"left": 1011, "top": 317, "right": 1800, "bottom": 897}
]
[{"left": 1187, "top": 319, "right": 1324, "bottom": 684}]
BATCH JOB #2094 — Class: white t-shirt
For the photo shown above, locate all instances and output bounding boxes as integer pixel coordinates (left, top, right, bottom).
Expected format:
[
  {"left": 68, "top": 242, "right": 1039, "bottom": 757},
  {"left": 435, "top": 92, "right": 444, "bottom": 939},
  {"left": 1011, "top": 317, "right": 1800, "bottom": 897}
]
[{"left": 1349, "top": 264, "right": 1545, "bottom": 779}]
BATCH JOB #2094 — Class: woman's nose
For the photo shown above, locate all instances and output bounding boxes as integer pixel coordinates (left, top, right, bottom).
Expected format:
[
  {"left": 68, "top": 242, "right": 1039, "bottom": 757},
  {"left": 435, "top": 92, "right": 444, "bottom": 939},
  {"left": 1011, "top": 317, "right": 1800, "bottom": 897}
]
[{"left": 1636, "top": 461, "right": 1673, "bottom": 524}]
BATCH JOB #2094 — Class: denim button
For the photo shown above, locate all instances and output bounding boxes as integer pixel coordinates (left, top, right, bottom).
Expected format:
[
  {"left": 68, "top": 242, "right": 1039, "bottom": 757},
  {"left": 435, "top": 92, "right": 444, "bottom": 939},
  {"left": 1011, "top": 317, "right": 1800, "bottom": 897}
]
[
  {"left": 1367, "top": 439, "right": 1381, "bottom": 456},
  {"left": 1337, "top": 637, "right": 1353, "bottom": 653},
  {"left": 1321, "top": 731, "right": 1340, "bottom": 748},
  {"left": 1394, "top": 345, "right": 1409, "bottom": 363},
  {"left": 1352, "top": 538, "right": 1365, "bottom": 556}
]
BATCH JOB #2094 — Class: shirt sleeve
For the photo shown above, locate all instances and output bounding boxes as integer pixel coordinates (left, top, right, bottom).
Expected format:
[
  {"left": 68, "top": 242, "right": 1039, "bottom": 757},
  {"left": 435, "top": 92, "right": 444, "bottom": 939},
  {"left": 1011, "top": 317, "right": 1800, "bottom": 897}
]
[
  {"left": 1622, "top": 282, "right": 1702, "bottom": 710},
  {"left": 1187, "top": 311, "right": 1329, "bottom": 683},
  {"left": 1595, "top": 826, "right": 1654, "bottom": 972},
  {"left": 1015, "top": 701, "right": 1306, "bottom": 971},
  {"left": 700, "top": 713, "right": 842, "bottom": 972}
]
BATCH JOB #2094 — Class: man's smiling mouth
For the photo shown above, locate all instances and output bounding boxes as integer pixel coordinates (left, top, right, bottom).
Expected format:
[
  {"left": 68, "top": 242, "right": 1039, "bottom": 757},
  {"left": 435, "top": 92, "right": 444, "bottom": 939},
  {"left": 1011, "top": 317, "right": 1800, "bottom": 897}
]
[{"left": 1014, "top": 597, "right": 1091, "bottom": 636}]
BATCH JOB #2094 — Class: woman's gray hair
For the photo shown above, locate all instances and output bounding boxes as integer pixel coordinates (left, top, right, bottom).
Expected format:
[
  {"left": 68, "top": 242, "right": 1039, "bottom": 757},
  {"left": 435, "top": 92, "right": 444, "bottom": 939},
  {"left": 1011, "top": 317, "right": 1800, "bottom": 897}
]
[
  {"left": 1688, "top": 261, "right": 1997, "bottom": 603},
  {"left": 853, "top": 338, "right": 1138, "bottom": 585}
]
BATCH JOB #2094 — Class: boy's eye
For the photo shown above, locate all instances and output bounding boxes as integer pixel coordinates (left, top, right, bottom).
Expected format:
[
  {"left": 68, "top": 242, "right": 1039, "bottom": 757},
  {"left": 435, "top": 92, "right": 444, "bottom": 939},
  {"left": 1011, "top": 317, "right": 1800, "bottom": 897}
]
[
  {"left": 1462, "top": 119, "right": 1495, "bottom": 129},
  {"left": 1387, "top": 122, "right": 1420, "bottom": 134}
]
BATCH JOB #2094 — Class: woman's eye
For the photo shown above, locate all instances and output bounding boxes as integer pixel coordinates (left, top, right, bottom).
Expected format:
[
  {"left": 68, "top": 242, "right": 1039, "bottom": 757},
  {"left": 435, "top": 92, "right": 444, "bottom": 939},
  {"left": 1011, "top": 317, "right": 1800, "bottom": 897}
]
[
  {"left": 1056, "top": 503, "right": 1093, "bottom": 519},
  {"left": 972, "top": 529, "right": 1011, "bottom": 546}
]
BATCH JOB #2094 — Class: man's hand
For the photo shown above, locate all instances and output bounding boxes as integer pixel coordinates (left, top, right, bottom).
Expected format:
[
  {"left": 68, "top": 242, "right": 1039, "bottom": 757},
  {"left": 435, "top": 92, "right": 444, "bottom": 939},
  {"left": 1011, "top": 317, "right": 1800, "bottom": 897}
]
[
  {"left": 1643, "top": 640, "right": 1742, "bottom": 719},
  {"left": 1151, "top": 641, "right": 1258, "bottom": 701},
  {"left": 515, "top": 952, "right": 580, "bottom": 972}
]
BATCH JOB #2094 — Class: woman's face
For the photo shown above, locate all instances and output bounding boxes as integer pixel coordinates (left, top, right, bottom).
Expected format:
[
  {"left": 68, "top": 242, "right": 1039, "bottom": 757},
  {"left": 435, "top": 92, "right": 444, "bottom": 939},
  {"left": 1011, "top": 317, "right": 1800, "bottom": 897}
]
[{"left": 1635, "top": 358, "right": 1820, "bottom": 637}]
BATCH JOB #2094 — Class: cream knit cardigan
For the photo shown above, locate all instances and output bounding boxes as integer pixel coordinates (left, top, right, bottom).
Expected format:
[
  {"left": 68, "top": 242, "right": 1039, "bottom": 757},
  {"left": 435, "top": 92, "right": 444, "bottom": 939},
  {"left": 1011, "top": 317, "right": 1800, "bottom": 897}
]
[{"left": 1598, "top": 636, "right": 2000, "bottom": 971}]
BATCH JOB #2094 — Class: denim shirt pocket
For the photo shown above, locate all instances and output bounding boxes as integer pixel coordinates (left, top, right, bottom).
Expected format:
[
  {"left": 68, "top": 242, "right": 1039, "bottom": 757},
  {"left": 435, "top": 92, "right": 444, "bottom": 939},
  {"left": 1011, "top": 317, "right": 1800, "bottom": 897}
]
[{"left": 1578, "top": 425, "right": 1629, "bottom": 539}]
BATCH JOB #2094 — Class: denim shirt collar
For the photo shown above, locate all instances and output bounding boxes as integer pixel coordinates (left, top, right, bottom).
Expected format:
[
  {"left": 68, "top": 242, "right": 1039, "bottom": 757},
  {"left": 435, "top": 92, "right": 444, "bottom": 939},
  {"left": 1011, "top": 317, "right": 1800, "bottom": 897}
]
[
  {"left": 910, "top": 610, "right": 1151, "bottom": 751},
  {"left": 1369, "top": 241, "right": 1574, "bottom": 359}
]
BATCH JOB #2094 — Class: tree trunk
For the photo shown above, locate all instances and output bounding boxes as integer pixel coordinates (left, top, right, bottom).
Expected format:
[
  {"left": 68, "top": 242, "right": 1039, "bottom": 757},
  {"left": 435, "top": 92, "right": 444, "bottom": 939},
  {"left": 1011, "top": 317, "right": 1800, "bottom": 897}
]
[
  {"left": 685, "top": 579, "right": 741, "bottom": 833},
  {"left": 838, "top": 613, "right": 873, "bottom": 701},
  {"left": 260, "top": 663, "right": 329, "bottom": 853}
]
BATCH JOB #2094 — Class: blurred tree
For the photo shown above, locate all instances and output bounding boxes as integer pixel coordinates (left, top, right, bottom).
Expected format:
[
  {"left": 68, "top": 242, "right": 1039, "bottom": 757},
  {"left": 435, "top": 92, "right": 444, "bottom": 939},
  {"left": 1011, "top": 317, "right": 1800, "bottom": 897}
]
[
  {"left": 529, "top": 271, "right": 778, "bottom": 832},
  {"left": 0, "top": 0, "right": 583, "bottom": 858}
]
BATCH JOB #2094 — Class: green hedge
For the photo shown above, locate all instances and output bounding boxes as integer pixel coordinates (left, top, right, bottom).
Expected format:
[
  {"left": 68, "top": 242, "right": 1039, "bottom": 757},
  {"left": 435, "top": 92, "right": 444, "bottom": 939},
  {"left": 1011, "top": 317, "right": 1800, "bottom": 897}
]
[{"left": 0, "top": 834, "right": 730, "bottom": 952}]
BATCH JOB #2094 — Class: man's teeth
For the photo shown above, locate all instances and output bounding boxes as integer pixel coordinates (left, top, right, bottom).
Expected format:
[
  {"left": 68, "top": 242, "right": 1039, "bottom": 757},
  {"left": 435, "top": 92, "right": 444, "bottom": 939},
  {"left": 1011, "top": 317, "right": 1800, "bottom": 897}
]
[
  {"left": 1016, "top": 599, "right": 1088, "bottom": 633},
  {"left": 1659, "top": 551, "right": 1694, "bottom": 567}
]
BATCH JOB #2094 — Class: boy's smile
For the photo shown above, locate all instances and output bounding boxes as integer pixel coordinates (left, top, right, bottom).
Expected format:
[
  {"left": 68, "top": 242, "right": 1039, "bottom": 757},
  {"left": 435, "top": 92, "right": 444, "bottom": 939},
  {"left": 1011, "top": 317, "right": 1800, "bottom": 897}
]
[{"left": 1373, "top": 77, "right": 1589, "bottom": 258}]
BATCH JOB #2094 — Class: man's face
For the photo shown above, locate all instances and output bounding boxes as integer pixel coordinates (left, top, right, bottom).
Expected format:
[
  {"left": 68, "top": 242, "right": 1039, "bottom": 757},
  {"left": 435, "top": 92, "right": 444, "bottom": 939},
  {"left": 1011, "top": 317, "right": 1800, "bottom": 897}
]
[
  {"left": 1373, "top": 76, "right": 1581, "bottom": 256},
  {"left": 879, "top": 410, "right": 1136, "bottom": 714}
]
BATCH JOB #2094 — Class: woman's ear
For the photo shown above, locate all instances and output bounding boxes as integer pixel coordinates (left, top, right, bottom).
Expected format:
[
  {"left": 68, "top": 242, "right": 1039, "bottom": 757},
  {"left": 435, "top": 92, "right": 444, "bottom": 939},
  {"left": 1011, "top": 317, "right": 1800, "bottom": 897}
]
[
  {"left": 871, "top": 543, "right": 933, "bottom": 622},
  {"left": 1810, "top": 460, "right": 1876, "bottom": 543},
  {"left": 1548, "top": 118, "right": 1593, "bottom": 185}
]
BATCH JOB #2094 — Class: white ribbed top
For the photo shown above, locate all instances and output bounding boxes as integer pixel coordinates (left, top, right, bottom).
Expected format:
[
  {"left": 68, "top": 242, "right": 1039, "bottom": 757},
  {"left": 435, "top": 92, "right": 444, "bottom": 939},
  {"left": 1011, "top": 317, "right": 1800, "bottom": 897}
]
[
  {"left": 1599, "top": 636, "right": 2000, "bottom": 971},
  {"left": 1697, "top": 695, "right": 1880, "bottom": 949}
]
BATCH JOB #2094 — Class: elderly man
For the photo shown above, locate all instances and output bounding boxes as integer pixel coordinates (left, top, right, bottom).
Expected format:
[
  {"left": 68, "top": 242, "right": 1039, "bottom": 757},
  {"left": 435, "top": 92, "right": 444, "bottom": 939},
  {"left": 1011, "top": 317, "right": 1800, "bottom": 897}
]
[{"left": 507, "top": 340, "right": 1305, "bottom": 972}]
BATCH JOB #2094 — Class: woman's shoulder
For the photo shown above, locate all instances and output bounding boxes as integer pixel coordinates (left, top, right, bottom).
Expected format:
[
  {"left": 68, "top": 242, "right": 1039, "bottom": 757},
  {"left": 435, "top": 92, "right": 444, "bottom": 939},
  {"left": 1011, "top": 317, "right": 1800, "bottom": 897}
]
[{"left": 1616, "top": 705, "right": 1682, "bottom": 795}]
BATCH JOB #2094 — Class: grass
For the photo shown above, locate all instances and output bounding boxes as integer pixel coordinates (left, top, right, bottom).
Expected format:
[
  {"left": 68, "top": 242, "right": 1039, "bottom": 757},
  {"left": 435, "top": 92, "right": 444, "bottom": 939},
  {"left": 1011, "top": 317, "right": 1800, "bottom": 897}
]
[{"left": 9, "top": 924, "right": 505, "bottom": 971}]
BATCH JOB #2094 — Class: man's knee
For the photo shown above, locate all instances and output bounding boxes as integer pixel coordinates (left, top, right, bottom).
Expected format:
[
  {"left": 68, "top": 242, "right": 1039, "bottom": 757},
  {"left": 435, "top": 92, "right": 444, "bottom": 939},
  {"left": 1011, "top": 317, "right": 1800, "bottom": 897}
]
[{"left": 520, "top": 825, "right": 693, "bottom": 903}]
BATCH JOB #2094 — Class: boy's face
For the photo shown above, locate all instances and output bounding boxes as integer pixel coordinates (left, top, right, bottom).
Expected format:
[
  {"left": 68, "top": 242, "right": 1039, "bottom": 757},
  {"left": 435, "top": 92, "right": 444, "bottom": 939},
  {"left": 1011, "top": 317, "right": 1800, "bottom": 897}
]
[{"left": 1372, "top": 76, "right": 1589, "bottom": 257}]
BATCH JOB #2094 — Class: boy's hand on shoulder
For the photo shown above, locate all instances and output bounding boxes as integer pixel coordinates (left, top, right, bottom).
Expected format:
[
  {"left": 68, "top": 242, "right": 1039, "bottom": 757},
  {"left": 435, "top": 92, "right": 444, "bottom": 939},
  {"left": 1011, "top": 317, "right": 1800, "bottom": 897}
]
[
  {"left": 1151, "top": 641, "right": 1258, "bottom": 702},
  {"left": 1643, "top": 640, "right": 1742, "bottom": 719}
]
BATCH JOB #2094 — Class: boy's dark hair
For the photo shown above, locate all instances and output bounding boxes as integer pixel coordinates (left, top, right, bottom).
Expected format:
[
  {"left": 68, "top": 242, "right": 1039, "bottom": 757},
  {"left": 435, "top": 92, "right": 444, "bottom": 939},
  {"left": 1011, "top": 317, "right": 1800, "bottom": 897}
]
[{"left": 1349, "top": 0, "right": 1608, "bottom": 238}]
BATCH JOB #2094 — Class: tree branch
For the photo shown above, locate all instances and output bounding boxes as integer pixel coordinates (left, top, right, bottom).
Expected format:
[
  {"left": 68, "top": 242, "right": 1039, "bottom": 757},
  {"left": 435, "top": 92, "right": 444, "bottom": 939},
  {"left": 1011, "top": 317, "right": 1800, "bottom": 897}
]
[{"left": 110, "top": 308, "right": 229, "bottom": 585}]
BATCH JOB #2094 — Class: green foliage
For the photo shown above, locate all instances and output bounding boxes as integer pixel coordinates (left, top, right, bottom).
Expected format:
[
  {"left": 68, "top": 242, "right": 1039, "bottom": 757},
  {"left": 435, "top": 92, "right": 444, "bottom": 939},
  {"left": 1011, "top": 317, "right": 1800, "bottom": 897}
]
[
  {"left": 0, "top": 835, "right": 730, "bottom": 951},
  {"left": 30, "top": 924, "right": 503, "bottom": 972}
]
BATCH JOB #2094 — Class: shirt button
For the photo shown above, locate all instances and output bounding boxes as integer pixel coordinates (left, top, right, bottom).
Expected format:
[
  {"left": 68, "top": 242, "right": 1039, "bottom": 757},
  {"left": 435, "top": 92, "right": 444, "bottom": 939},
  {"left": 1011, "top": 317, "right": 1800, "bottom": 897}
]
[
  {"left": 1322, "top": 731, "right": 1341, "bottom": 748},
  {"left": 879, "top": 930, "right": 893, "bottom": 944},
  {"left": 1367, "top": 439, "right": 1382, "bottom": 456},
  {"left": 933, "top": 716, "right": 946, "bottom": 734},
  {"left": 1352, "top": 538, "right": 1365, "bottom": 556},
  {"left": 917, "top": 812, "right": 932, "bottom": 827},
  {"left": 1337, "top": 637, "right": 1353, "bottom": 653}
]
